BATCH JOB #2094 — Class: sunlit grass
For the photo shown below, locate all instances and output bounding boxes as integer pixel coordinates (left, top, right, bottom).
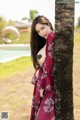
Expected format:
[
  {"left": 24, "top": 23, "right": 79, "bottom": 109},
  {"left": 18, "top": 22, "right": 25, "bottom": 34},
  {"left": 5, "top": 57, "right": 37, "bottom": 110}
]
[{"left": 0, "top": 56, "right": 32, "bottom": 79}]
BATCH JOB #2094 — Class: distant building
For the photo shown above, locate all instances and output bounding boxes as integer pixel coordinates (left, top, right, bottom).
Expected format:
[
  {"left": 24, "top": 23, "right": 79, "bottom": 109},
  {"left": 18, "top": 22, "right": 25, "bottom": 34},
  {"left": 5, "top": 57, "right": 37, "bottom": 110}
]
[{"left": 14, "top": 21, "right": 31, "bottom": 32}]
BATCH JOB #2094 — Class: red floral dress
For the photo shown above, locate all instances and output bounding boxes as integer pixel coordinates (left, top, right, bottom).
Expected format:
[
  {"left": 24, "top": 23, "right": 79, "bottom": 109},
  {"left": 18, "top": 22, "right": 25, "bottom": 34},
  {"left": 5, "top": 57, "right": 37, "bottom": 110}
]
[{"left": 30, "top": 32, "right": 55, "bottom": 120}]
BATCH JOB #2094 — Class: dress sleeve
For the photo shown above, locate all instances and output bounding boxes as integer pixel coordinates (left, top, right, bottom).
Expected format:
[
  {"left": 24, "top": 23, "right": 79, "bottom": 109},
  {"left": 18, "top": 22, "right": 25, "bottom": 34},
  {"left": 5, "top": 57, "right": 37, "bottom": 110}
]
[{"left": 39, "top": 32, "right": 55, "bottom": 92}]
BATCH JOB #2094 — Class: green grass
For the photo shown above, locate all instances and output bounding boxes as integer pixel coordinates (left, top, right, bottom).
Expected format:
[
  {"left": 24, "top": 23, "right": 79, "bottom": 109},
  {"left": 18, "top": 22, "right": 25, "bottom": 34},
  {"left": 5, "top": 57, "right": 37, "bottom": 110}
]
[{"left": 0, "top": 56, "right": 32, "bottom": 79}]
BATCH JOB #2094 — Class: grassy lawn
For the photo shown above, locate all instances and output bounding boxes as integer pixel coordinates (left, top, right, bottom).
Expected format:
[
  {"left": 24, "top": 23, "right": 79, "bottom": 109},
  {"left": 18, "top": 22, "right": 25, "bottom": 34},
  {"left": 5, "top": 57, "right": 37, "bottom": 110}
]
[{"left": 0, "top": 56, "right": 32, "bottom": 79}]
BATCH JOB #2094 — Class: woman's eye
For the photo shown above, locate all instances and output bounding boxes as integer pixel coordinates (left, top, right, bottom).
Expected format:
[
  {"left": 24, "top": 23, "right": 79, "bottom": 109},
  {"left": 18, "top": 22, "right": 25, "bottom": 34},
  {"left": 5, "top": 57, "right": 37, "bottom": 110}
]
[{"left": 41, "top": 27, "right": 44, "bottom": 30}]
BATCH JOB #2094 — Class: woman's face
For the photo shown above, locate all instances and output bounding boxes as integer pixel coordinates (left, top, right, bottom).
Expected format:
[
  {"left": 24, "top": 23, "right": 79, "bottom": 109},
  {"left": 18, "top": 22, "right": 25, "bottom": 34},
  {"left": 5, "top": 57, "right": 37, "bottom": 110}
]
[{"left": 35, "top": 23, "right": 52, "bottom": 39}]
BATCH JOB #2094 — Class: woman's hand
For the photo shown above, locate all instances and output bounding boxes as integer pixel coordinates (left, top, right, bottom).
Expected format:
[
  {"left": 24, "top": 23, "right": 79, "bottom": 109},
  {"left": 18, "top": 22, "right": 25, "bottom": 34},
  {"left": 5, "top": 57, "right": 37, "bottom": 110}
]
[
  {"left": 40, "top": 89, "right": 44, "bottom": 98},
  {"left": 36, "top": 69, "right": 39, "bottom": 78}
]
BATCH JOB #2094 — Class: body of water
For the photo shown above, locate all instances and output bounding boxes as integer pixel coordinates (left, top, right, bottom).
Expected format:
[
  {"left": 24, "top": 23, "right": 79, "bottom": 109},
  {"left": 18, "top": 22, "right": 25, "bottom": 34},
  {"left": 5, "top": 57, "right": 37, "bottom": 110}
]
[{"left": 0, "top": 44, "right": 31, "bottom": 63}]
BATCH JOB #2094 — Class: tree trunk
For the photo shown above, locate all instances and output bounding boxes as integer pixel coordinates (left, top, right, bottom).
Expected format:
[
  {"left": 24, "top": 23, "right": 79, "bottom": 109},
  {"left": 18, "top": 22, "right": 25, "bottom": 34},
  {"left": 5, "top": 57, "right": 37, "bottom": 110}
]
[{"left": 54, "top": 0, "right": 74, "bottom": 120}]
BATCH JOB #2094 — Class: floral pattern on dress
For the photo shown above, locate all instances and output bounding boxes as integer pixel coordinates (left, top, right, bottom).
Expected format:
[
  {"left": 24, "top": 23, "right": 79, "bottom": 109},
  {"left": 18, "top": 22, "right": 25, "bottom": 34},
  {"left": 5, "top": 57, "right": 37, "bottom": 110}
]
[
  {"left": 43, "top": 97, "right": 54, "bottom": 113},
  {"left": 30, "top": 32, "right": 55, "bottom": 120},
  {"left": 31, "top": 72, "right": 38, "bottom": 84},
  {"left": 40, "top": 63, "right": 48, "bottom": 80},
  {"left": 48, "top": 42, "right": 54, "bottom": 58},
  {"left": 32, "top": 96, "right": 40, "bottom": 110},
  {"left": 51, "top": 116, "right": 55, "bottom": 120},
  {"left": 37, "top": 79, "right": 43, "bottom": 90},
  {"left": 40, "top": 40, "right": 54, "bottom": 83},
  {"left": 45, "top": 85, "right": 52, "bottom": 91}
]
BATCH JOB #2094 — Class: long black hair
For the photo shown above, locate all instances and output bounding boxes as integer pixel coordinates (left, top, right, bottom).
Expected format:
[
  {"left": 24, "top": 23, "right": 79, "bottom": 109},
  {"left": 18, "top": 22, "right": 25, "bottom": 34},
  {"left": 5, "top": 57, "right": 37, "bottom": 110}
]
[{"left": 30, "top": 15, "right": 53, "bottom": 69}]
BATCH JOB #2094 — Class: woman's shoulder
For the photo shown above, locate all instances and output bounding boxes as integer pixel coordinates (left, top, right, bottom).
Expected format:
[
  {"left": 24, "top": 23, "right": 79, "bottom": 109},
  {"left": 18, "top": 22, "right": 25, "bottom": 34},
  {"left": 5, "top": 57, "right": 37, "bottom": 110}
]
[
  {"left": 48, "top": 31, "right": 55, "bottom": 37},
  {"left": 47, "top": 32, "right": 55, "bottom": 42}
]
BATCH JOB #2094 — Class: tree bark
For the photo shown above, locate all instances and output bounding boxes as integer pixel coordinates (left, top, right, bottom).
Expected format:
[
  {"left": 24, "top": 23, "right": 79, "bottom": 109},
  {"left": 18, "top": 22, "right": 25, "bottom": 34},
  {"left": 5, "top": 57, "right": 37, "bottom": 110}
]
[{"left": 54, "top": 0, "right": 74, "bottom": 120}]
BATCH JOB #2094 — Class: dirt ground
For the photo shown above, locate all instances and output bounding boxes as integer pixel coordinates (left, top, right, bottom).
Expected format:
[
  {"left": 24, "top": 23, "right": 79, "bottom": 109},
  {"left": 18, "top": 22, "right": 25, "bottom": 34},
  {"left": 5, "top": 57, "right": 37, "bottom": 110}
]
[
  {"left": 73, "top": 44, "right": 80, "bottom": 120},
  {"left": 0, "top": 44, "right": 80, "bottom": 120},
  {"left": 0, "top": 66, "right": 34, "bottom": 120}
]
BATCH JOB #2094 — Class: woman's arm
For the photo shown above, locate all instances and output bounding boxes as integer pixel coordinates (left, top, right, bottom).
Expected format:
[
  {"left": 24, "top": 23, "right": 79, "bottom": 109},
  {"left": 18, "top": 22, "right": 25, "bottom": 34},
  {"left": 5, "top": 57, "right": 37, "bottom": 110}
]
[{"left": 39, "top": 32, "right": 55, "bottom": 92}]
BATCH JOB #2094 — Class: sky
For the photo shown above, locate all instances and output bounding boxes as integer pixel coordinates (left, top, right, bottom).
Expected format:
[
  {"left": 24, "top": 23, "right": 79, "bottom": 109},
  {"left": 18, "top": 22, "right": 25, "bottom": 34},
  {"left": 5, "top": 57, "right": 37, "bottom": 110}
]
[{"left": 0, "top": 0, "right": 80, "bottom": 27}]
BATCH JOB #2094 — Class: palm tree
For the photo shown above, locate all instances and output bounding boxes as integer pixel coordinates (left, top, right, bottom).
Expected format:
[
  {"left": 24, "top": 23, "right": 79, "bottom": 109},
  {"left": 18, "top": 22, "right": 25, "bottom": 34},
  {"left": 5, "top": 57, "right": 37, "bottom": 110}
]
[
  {"left": 22, "top": 9, "right": 39, "bottom": 23},
  {"left": 54, "top": 0, "right": 74, "bottom": 120}
]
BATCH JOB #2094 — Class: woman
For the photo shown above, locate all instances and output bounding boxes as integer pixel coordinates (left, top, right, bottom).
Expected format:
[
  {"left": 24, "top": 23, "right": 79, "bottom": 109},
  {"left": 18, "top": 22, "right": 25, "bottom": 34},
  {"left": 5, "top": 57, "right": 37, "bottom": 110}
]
[{"left": 30, "top": 15, "right": 55, "bottom": 120}]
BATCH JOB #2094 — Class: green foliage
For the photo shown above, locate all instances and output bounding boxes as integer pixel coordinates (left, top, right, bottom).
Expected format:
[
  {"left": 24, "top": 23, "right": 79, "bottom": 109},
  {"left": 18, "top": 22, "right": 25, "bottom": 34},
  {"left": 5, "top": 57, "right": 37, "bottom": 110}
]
[
  {"left": 0, "top": 16, "right": 6, "bottom": 33},
  {"left": 22, "top": 9, "right": 39, "bottom": 23},
  {"left": 30, "top": 9, "right": 39, "bottom": 21},
  {"left": 7, "top": 20, "right": 15, "bottom": 26}
]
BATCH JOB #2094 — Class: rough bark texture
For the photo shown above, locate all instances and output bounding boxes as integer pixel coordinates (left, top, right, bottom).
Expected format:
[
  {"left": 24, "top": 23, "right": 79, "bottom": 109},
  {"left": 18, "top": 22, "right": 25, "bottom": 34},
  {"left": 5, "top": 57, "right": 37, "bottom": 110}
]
[{"left": 54, "top": 0, "right": 74, "bottom": 120}]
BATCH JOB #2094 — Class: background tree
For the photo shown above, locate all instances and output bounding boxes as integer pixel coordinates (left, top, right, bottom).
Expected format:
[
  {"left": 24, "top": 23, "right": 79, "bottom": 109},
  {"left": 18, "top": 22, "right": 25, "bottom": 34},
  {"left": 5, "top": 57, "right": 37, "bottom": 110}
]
[
  {"left": 0, "top": 16, "right": 6, "bottom": 33},
  {"left": 22, "top": 9, "right": 39, "bottom": 23},
  {"left": 7, "top": 20, "right": 14, "bottom": 26},
  {"left": 0, "top": 16, "right": 7, "bottom": 42},
  {"left": 54, "top": 0, "right": 74, "bottom": 120}
]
